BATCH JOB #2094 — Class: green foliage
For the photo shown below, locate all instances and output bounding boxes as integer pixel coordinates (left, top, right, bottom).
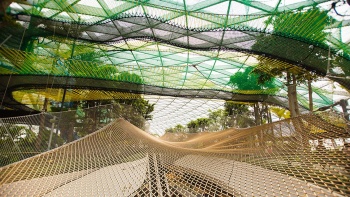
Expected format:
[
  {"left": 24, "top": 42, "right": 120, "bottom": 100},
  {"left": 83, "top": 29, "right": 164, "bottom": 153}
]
[
  {"left": 174, "top": 124, "right": 185, "bottom": 132},
  {"left": 49, "top": 69, "right": 153, "bottom": 138},
  {"left": 165, "top": 124, "right": 186, "bottom": 133},
  {"left": 118, "top": 98, "right": 155, "bottom": 120},
  {"left": 228, "top": 67, "right": 277, "bottom": 91},
  {"left": 208, "top": 109, "right": 228, "bottom": 131},
  {"left": 252, "top": 8, "right": 330, "bottom": 83},
  {"left": 173, "top": 102, "right": 257, "bottom": 133},
  {"left": 117, "top": 72, "right": 144, "bottom": 84},
  {"left": 270, "top": 8, "right": 330, "bottom": 43},
  {"left": 196, "top": 118, "right": 211, "bottom": 131},
  {"left": 70, "top": 99, "right": 154, "bottom": 137},
  {"left": 186, "top": 118, "right": 212, "bottom": 133},
  {"left": 110, "top": 102, "right": 148, "bottom": 129},
  {"left": 76, "top": 51, "right": 102, "bottom": 62},
  {"left": 187, "top": 119, "right": 199, "bottom": 133},
  {"left": 235, "top": 115, "right": 255, "bottom": 128},
  {"left": 224, "top": 102, "right": 250, "bottom": 116},
  {"left": 249, "top": 8, "right": 332, "bottom": 114},
  {"left": 208, "top": 109, "right": 227, "bottom": 119},
  {"left": 0, "top": 124, "right": 25, "bottom": 166},
  {"left": 225, "top": 101, "right": 255, "bottom": 128},
  {"left": 165, "top": 127, "right": 175, "bottom": 133},
  {"left": 0, "top": 123, "right": 63, "bottom": 166},
  {"left": 97, "top": 65, "right": 118, "bottom": 79}
]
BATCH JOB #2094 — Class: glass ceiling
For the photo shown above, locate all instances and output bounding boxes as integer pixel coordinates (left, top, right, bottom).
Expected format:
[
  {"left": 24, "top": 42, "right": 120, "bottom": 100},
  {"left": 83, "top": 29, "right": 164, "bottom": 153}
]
[{"left": 0, "top": 0, "right": 349, "bottom": 118}]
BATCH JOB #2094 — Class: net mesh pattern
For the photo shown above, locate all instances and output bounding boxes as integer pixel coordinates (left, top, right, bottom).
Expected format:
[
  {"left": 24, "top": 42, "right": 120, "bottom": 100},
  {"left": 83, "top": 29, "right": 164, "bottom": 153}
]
[
  {"left": 1, "top": 1, "right": 350, "bottom": 111},
  {"left": 1, "top": 1, "right": 350, "bottom": 196},
  {"left": 0, "top": 45, "right": 348, "bottom": 112},
  {"left": 0, "top": 105, "right": 349, "bottom": 196}
]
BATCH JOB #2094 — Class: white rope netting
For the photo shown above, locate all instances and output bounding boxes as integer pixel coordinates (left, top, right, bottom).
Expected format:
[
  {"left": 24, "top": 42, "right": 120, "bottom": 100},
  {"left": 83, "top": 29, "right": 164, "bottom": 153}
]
[{"left": 0, "top": 104, "right": 349, "bottom": 196}]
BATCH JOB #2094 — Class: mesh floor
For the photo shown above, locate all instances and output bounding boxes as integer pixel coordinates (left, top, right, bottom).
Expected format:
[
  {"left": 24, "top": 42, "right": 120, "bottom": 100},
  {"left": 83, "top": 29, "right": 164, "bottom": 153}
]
[
  {"left": 1, "top": 1, "right": 350, "bottom": 112},
  {"left": 0, "top": 105, "right": 349, "bottom": 196}
]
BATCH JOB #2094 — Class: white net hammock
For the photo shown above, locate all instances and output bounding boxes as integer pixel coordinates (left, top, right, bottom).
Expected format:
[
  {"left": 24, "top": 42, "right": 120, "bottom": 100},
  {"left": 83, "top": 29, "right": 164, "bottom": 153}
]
[{"left": 0, "top": 104, "right": 349, "bottom": 196}]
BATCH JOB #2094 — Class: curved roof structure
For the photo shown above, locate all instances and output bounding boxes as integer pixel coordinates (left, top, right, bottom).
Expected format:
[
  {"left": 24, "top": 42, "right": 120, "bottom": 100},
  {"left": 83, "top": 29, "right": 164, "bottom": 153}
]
[
  {"left": 0, "top": 0, "right": 349, "bottom": 112},
  {"left": 1, "top": 2, "right": 350, "bottom": 196}
]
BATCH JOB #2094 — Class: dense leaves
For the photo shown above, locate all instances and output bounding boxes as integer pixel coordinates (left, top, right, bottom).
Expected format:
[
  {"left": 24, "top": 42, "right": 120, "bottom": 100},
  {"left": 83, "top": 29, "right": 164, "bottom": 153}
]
[
  {"left": 272, "top": 9, "right": 330, "bottom": 42},
  {"left": 165, "top": 124, "right": 185, "bottom": 133},
  {"left": 165, "top": 102, "right": 256, "bottom": 133},
  {"left": 228, "top": 67, "right": 277, "bottom": 91},
  {"left": 117, "top": 72, "right": 144, "bottom": 84},
  {"left": 251, "top": 8, "right": 331, "bottom": 82},
  {"left": 0, "top": 123, "right": 63, "bottom": 166}
]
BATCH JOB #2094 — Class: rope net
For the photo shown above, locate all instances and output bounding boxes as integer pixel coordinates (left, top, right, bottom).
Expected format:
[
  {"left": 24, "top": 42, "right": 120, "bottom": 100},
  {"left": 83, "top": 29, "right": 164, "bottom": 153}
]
[
  {"left": 1, "top": 1, "right": 350, "bottom": 196},
  {"left": 1, "top": 1, "right": 350, "bottom": 112},
  {"left": 0, "top": 104, "right": 349, "bottom": 196}
]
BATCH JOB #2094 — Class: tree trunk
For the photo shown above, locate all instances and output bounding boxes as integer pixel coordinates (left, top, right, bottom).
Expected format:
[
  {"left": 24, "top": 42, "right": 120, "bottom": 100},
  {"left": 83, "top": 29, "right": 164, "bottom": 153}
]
[
  {"left": 266, "top": 105, "right": 272, "bottom": 124},
  {"left": 254, "top": 103, "right": 263, "bottom": 146},
  {"left": 0, "top": 1, "right": 13, "bottom": 16},
  {"left": 340, "top": 99, "right": 349, "bottom": 121},
  {"left": 36, "top": 113, "right": 45, "bottom": 150},
  {"left": 35, "top": 98, "right": 49, "bottom": 150},
  {"left": 308, "top": 79, "right": 313, "bottom": 112},
  {"left": 42, "top": 97, "right": 48, "bottom": 112},
  {"left": 287, "top": 73, "right": 304, "bottom": 148},
  {"left": 254, "top": 103, "right": 260, "bottom": 126},
  {"left": 287, "top": 73, "right": 299, "bottom": 117},
  {"left": 67, "top": 122, "right": 74, "bottom": 142}
]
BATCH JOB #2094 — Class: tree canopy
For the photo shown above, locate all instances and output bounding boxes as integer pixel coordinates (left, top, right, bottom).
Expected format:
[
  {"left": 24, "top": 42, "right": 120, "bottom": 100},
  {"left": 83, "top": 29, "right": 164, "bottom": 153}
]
[
  {"left": 251, "top": 8, "right": 331, "bottom": 83},
  {"left": 165, "top": 101, "right": 257, "bottom": 133},
  {"left": 228, "top": 67, "right": 277, "bottom": 91},
  {"left": 117, "top": 72, "right": 144, "bottom": 84}
]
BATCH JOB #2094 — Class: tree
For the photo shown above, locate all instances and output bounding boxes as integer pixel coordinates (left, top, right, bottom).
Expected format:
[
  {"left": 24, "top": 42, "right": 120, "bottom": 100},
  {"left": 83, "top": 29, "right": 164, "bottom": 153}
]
[
  {"left": 174, "top": 124, "right": 185, "bottom": 132},
  {"left": 165, "top": 124, "right": 186, "bottom": 133},
  {"left": 224, "top": 101, "right": 256, "bottom": 128},
  {"left": 228, "top": 67, "right": 277, "bottom": 91},
  {"left": 180, "top": 103, "right": 256, "bottom": 134},
  {"left": 97, "top": 65, "right": 118, "bottom": 79},
  {"left": 251, "top": 8, "right": 330, "bottom": 117},
  {"left": 1, "top": 13, "right": 154, "bottom": 142},
  {"left": 228, "top": 66, "right": 278, "bottom": 125},
  {"left": 225, "top": 102, "right": 250, "bottom": 117},
  {"left": 271, "top": 9, "right": 329, "bottom": 43},
  {"left": 165, "top": 127, "right": 175, "bottom": 133},
  {"left": 116, "top": 98, "right": 155, "bottom": 128},
  {"left": 56, "top": 97, "right": 155, "bottom": 139},
  {"left": 117, "top": 72, "right": 144, "bottom": 84},
  {"left": 0, "top": 1, "right": 19, "bottom": 28},
  {"left": 48, "top": 73, "right": 153, "bottom": 141},
  {"left": 0, "top": 124, "right": 32, "bottom": 166},
  {"left": 0, "top": 123, "right": 63, "bottom": 166},
  {"left": 187, "top": 120, "right": 199, "bottom": 133},
  {"left": 208, "top": 109, "right": 228, "bottom": 131},
  {"left": 196, "top": 118, "right": 211, "bottom": 132}
]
